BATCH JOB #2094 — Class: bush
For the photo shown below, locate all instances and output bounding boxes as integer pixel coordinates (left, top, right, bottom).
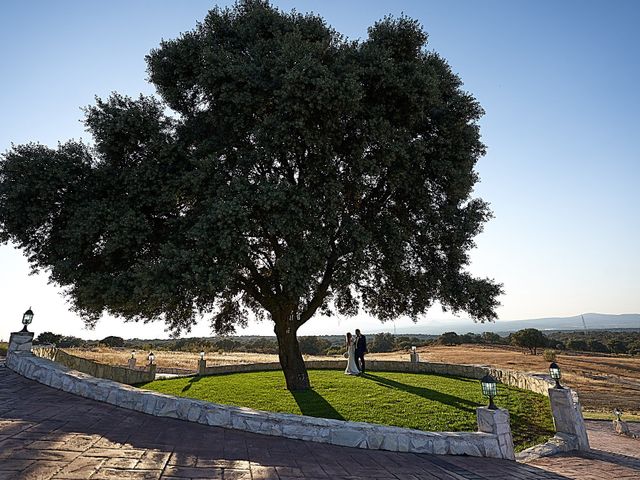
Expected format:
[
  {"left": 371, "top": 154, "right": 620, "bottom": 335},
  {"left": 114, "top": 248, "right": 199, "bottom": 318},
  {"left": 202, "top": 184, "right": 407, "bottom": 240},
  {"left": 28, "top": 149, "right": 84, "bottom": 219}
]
[
  {"left": 0, "top": 342, "right": 7, "bottom": 356},
  {"left": 627, "top": 341, "right": 640, "bottom": 356},
  {"left": 100, "top": 336, "right": 125, "bottom": 348},
  {"left": 607, "top": 340, "right": 628, "bottom": 354},
  {"left": 587, "top": 340, "right": 609, "bottom": 353},
  {"left": 369, "top": 333, "right": 395, "bottom": 353},
  {"left": 543, "top": 349, "right": 557, "bottom": 362},
  {"left": 325, "top": 345, "right": 345, "bottom": 356},
  {"left": 566, "top": 339, "right": 588, "bottom": 351},
  {"left": 437, "top": 332, "right": 461, "bottom": 346},
  {"left": 58, "top": 336, "right": 86, "bottom": 348},
  {"left": 481, "top": 332, "right": 504, "bottom": 344},
  {"left": 298, "top": 336, "right": 332, "bottom": 355}
]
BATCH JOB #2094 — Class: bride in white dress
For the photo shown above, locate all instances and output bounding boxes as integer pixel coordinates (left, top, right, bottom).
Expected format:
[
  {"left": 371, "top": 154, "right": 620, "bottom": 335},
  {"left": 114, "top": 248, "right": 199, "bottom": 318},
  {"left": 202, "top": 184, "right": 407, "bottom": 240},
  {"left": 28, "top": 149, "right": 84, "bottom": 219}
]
[{"left": 344, "top": 332, "right": 361, "bottom": 375}]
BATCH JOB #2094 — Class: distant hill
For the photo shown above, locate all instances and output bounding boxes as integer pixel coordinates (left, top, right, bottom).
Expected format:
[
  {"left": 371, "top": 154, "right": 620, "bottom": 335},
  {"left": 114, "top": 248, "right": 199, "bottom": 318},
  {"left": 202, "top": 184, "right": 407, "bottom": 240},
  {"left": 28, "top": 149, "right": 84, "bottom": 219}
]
[{"left": 392, "top": 313, "right": 640, "bottom": 335}]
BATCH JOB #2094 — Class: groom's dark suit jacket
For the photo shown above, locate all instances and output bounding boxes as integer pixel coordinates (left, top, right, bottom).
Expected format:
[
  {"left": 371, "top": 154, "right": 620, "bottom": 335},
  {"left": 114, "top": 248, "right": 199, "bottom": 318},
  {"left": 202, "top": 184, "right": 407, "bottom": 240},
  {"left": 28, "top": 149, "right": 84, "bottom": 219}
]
[{"left": 355, "top": 335, "right": 367, "bottom": 355}]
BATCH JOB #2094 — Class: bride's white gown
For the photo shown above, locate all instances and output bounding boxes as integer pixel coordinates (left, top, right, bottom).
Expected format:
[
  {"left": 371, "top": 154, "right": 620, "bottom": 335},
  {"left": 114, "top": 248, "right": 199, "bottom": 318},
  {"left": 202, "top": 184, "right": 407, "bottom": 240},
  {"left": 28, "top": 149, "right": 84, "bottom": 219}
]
[{"left": 344, "top": 341, "right": 360, "bottom": 375}]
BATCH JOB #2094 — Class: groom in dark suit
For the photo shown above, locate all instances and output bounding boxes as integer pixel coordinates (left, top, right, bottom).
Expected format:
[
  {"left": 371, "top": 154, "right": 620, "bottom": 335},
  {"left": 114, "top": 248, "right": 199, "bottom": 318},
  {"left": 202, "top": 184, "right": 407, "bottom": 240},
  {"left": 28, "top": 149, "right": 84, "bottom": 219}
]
[{"left": 355, "top": 329, "right": 367, "bottom": 374}]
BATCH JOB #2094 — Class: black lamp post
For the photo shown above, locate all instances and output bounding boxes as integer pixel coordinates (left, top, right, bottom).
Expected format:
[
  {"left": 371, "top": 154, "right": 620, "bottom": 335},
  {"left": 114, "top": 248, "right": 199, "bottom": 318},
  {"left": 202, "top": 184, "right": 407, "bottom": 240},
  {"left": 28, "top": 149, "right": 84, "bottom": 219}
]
[
  {"left": 481, "top": 373, "right": 498, "bottom": 409},
  {"left": 549, "top": 362, "right": 563, "bottom": 389},
  {"left": 21, "top": 307, "right": 34, "bottom": 333}
]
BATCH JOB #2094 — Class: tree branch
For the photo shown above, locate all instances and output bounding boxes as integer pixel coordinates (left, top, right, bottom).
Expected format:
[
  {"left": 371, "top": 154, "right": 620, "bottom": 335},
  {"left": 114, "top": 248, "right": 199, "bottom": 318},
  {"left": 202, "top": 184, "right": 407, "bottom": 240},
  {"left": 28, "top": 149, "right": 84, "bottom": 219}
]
[{"left": 298, "top": 250, "right": 339, "bottom": 327}]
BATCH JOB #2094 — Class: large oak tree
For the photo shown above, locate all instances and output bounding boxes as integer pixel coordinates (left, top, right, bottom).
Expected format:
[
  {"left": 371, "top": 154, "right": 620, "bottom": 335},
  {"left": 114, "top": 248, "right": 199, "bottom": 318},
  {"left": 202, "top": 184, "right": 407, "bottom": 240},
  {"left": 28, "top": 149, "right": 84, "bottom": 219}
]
[{"left": 0, "top": 1, "right": 502, "bottom": 390}]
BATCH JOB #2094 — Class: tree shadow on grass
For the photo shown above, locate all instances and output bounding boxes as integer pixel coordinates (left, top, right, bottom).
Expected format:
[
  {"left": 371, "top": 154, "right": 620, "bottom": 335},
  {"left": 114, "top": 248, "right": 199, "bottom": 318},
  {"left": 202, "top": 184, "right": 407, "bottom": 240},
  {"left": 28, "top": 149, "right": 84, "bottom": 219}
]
[
  {"left": 181, "top": 375, "right": 204, "bottom": 392},
  {"left": 290, "top": 388, "right": 345, "bottom": 421},
  {"left": 362, "top": 373, "right": 479, "bottom": 413}
]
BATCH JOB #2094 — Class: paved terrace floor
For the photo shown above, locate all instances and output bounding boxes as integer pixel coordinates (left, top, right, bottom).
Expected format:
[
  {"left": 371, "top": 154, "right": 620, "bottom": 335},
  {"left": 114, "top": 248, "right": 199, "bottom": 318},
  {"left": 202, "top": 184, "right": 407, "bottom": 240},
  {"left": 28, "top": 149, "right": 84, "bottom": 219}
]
[{"left": 0, "top": 361, "right": 637, "bottom": 480}]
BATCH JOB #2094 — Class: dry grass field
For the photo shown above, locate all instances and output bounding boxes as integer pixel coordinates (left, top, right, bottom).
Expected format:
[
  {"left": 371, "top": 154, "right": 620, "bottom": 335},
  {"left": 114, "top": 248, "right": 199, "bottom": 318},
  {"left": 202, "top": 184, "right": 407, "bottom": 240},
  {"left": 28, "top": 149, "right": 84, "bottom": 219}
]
[
  {"left": 66, "top": 343, "right": 640, "bottom": 416},
  {"left": 379, "top": 345, "right": 640, "bottom": 416}
]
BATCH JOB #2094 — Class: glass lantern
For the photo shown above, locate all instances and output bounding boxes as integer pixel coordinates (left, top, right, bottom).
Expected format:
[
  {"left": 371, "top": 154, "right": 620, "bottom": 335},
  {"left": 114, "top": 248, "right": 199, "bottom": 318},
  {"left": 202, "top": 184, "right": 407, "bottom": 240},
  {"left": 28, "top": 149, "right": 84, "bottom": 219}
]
[
  {"left": 480, "top": 373, "right": 498, "bottom": 409},
  {"left": 21, "top": 307, "right": 34, "bottom": 332},
  {"left": 549, "top": 362, "right": 563, "bottom": 389},
  {"left": 148, "top": 352, "right": 156, "bottom": 365}
]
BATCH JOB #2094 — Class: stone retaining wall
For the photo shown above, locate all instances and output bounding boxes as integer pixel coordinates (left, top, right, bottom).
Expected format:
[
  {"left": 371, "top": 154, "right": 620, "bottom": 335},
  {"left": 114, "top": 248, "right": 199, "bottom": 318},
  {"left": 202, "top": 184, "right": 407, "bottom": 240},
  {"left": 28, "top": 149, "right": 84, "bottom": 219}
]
[
  {"left": 6, "top": 351, "right": 509, "bottom": 459},
  {"left": 31, "top": 346, "right": 155, "bottom": 385}
]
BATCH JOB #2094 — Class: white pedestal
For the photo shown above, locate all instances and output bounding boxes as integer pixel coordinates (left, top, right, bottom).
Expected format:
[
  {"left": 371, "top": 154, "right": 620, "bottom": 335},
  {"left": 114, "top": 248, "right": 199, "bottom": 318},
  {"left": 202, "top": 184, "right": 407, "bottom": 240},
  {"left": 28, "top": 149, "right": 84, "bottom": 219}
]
[
  {"left": 477, "top": 407, "right": 515, "bottom": 460},
  {"left": 198, "top": 359, "right": 207, "bottom": 375},
  {"left": 8, "top": 331, "right": 34, "bottom": 356},
  {"left": 548, "top": 388, "right": 589, "bottom": 450}
]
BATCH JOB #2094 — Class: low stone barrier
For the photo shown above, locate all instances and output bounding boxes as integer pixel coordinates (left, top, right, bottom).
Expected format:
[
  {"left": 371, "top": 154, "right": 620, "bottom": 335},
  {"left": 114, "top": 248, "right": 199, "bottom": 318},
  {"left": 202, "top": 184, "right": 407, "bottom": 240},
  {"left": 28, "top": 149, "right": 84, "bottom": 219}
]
[
  {"left": 6, "top": 351, "right": 512, "bottom": 459},
  {"left": 31, "top": 346, "right": 155, "bottom": 385}
]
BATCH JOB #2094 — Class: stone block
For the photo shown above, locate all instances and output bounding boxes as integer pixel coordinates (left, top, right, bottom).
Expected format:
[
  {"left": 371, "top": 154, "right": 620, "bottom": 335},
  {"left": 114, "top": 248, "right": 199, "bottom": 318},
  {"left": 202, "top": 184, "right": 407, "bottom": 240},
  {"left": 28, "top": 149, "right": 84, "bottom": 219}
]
[
  {"left": 204, "top": 408, "right": 231, "bottom": 427},
  {"left": 366, "top": 432, "right": 385, "bottom": 450},
  {"left": 548, "top": 387, "right": 589, "bottom": 450},
  {"left": 476, "top": 407, "right": 514, "bottom": 460},
  {"left": 8, "top": 332, "right": 34, "bottom": 356},
  {"left": 380, "top": 433, "right": 399, "bottom": 451},
  {"left": 449, "top": 440, "right": 482, "bottom": 457},
  {"left": 331, "top": 428, "right": 368, "bottom": 448}
]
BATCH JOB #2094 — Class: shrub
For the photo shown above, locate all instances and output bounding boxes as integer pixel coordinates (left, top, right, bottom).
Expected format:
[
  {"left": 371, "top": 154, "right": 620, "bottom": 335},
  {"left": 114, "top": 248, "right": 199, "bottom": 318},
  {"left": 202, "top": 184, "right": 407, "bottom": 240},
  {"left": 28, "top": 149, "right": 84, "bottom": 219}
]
[
  {"left": 298, "top": 336, "right": 332, "bottom": 355},
  {"left": 437, "top": 332, "right": 461, "bottom": 346},
  {"left": 100, "top": 336, "right": 125, "bottom": 348},
  {"left": 543, "top": 349, "right": 557, "bottom": 362},
  {"left": 607, "top": 340, "right": 628, "bottom": 354},
  {"left": 369, "top": 332, "right": 396, "bottom": 352},
  {"left": 566, "top": 339, "right": 588, "bottom": 351},
  {"left": 325, "top": 345, "right": 344, "bottom": 356},
  {"left": 58, "top": 336, "right": 86, "bottom": 348}
]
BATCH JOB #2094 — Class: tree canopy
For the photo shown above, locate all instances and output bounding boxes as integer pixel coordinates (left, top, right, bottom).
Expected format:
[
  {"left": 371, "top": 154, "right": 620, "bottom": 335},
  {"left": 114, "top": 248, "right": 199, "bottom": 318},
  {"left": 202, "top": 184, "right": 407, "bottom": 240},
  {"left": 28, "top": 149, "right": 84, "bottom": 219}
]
[
  {"left": 511, "top": 328, "right": 547, "bottom": 355},
  {"left": 0, "top": 0, "right": 502, "bottom": 389}
]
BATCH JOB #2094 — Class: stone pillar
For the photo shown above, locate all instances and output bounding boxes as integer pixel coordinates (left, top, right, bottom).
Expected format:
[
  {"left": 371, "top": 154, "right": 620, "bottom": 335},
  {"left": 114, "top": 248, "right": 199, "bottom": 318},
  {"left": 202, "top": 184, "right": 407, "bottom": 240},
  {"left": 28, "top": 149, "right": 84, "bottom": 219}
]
[
  {"left": 198, "top": 359, "right": 207, "bottom": 375},
  {"left": 548, "top": 387, "right": 589, "bottom": 450},
  {"left": 409, "top": 352, "right": 419, "bottom": 363},
  {"left": 477, "top": 407, "right": 515, "bottom": 460},
  {"left": 148, "top": 363, "right": 156, "bottom": 380},
  {"left": 7, "top": 331, "right": 34, "bottom": 358},
  {"left": 127, "top": 357, "right": 137, "bottom": 369}
]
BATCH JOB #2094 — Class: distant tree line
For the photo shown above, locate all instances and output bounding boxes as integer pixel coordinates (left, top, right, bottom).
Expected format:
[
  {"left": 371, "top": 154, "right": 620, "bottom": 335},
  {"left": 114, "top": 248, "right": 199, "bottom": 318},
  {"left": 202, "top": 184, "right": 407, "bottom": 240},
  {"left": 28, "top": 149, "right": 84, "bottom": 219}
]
[
  {"left": 545, "top": 330, "right": 640, "bottom": 355},
  {"left": 33, "top": 328, "right": 640, "bottom": 356},
  {"left": 33, "top": 331, "right": 436, "bottom": 356},
  {"left": 434, "top": 329, "right": 640, "bottom": 356}
]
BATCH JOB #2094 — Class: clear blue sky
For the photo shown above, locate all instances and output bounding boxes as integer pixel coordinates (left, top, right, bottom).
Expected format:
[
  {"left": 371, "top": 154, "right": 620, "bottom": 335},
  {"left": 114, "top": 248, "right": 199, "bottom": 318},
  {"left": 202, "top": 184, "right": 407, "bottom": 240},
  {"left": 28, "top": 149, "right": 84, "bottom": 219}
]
[{"left": 1, "top": 1, "right": 638, "bottom": 340}]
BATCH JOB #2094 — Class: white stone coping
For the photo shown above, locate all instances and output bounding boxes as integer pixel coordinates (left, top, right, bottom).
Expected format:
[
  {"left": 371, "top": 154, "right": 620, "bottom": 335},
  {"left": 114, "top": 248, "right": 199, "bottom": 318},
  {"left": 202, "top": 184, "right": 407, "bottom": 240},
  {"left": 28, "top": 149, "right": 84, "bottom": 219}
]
[
  {"left": 516, "top": 433, "right": 579, "bottom": 462},
  {"left": 6, "top": 352, "right": 507, "bottom": 459}
]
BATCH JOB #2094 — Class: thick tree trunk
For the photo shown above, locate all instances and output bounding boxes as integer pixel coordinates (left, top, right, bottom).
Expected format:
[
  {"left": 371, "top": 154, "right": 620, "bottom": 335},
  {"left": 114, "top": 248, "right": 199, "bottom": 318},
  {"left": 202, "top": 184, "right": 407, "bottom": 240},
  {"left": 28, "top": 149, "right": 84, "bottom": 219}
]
[{"left": 273, "top": 311, "right": 310, "bottom": 391}]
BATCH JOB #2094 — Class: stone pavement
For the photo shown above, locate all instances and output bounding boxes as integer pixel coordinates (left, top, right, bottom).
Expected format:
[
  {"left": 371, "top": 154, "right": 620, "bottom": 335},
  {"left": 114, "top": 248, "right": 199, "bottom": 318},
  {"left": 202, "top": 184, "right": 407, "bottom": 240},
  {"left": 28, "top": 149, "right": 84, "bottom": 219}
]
[
  {"left": 528, "top": 420, "right": 640, "bottom": 479},
  {"left": 0, "top": 361, "right": 629, "bottom": 480}
]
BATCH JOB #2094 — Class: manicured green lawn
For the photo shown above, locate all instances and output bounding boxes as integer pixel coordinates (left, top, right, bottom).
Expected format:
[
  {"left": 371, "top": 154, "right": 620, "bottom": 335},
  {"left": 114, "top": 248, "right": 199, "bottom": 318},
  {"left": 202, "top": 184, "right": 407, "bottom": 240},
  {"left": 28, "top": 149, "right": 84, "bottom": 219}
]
[{"left": 140, "top": 370, "right": 554, "bottom": 451}]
